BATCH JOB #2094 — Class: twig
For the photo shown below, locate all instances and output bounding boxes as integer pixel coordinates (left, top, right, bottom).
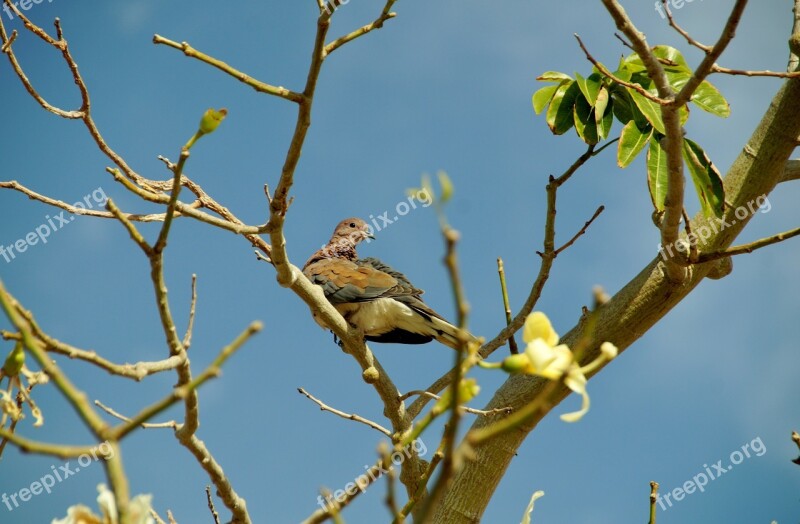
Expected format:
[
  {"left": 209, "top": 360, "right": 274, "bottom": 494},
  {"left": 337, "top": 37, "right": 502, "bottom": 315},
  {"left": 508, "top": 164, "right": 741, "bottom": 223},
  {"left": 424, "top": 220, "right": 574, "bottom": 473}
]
[
  {"left": 661, "top": 0, "right": 711, "bottom": 52},
  {"left": 694, "top": 224, "right": 800, "bottom": 263},
  {"left": 152, "top": 35, "right": 303, "bottom": 102},
  {"left": 324, "top": 0, "right": 398, "bottom": 55},
  {"left": 399, "top": 390, "right": 511, "bottom": 416},
  {"left": 108, "top": 321, "right": 261, "bottom": 441},
  {"left": 673, "top": 0, "right": 750, "bottom": 107},
  {"left": 298, "top": 387, "right": 391, "bottom": 436},
  {"left": 0, "top": 427, "right": 99, "bottom": 459},
  {"left": 302, "top": 459, "right": 389, "bottom": 524},
  {"left": 183, "top": 275, "right": 198, "bottom": 349},
  {"left": 496, "top": 258, "right": 519, "bottom": 354},
  {"left": 150, "top": 508, "right": 167, "bottom": 524},
  {"left": 106, "top": 199, "right": 152, "bottom": 254},
  {"left": 94, "top": 400, "right": 177, "bottom": 430},
  {"left": 554, "top": 205, "right": 605, "bottom": 256},
  {"left": 4, "top": 306, "right": 184, "bottom": 381},
  {"left": 613, "top": 32, "right": 634, "bottom": 51},
  {"left": 710, "top": 65, "right": 800, "bottom": 78},
  {"left": 206, "top": 486, "right": 221, "bottom": 524},
  {"left": 649, "top": 481, "right": 659, "bottom": 524},
  {"left": 0, "top": 180, "right": 170, "bottom": 222}
]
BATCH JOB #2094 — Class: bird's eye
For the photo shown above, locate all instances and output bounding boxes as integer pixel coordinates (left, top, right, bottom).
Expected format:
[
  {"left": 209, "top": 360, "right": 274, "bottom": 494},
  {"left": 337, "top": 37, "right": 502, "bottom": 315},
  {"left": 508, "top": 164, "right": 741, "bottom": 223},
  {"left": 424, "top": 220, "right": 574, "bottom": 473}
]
[{"left": 349, "top": 222, "right": 356, "bottom": 228}]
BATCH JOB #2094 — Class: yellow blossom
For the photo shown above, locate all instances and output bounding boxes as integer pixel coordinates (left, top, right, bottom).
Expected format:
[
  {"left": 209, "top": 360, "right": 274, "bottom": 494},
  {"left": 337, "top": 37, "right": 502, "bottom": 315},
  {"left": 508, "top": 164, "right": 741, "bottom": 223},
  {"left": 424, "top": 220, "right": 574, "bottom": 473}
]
[{"left": 483, "top": 311, "right": 618, "bottom": 422}]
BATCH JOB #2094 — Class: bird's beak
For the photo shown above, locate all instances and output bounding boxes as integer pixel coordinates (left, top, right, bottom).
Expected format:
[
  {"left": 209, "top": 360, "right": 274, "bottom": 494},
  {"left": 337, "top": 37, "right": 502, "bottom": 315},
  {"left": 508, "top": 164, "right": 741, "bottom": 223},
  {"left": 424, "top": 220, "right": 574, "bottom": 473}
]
[{"left": 366, "top": 231, "right": 376, "bottom": 240}]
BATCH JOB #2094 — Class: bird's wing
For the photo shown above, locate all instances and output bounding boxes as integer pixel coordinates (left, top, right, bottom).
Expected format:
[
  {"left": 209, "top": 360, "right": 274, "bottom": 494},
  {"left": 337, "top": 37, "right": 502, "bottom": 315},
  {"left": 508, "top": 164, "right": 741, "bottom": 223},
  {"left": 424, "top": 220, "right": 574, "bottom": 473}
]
[
  {"left": 356, "top": 257, "right": 425, "bottom": 296},
  {"left": 356, "top": 258, "right": 449, "bottom": 321},
  {"left": 304, "top": 258, "right": 414, "bottom": 304}
]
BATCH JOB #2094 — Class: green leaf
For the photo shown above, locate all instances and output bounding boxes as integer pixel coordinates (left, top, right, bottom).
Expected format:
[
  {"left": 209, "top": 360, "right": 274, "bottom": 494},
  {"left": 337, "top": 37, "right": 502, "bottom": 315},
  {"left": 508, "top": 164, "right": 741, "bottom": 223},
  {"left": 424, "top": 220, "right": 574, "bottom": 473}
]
[
  {"left": 682, "top": 138, "right": 725, "bottom": 218},
  {"left": 575, "top": 72, "right": 602, "bottom": 106},
  {"left": 594, "top": 87, "right": 609, "bottom": 125},
  {"left": 597, "top": 97, "right": 614, "bottom": 140},
  {"left": 679, "top": 104, "right": 690, "bottom": 126},
  {"left": 546, "top": 81, "right": 579, "bottom": 135},
  {"left": 652, "top": 45, "right": 691, "bottom": 72},
  {"left": 611, "top": 87, "right": 634, "bottom": 124},
  {"left": 619, "top": 53, "right": 646, "bottom": 74},
  {"left": 627, "top": 87, "right": 665, "bottom": 134},
  {"left": 646, "top": 137, "right": 669, "bottom": 212},
  {"left": 665, "top": 70, "right": 691, "bottom": 91},
  {"left": 691, "top": 80, "right": 730, "bottom": 117},
  {"left": 624, "top": 45, "right": 692, "bottom": 74},
  {"left": 532, "top": 84, "right": 560, "bottom": 115},
  {"left": 665, "top": 71, "right": 730, "bottom": 118},
  {"left": 617, "top": 121, "right": 653, "bottom": 168},
  {"left": 537, "top": 71, "right": 573, "bottom": 82},
  {"left": 574, "top": 94, "right": 599, "bottom": 145},
  {"left": 611, "top": 67, "right": 633, "bottom": 83}
]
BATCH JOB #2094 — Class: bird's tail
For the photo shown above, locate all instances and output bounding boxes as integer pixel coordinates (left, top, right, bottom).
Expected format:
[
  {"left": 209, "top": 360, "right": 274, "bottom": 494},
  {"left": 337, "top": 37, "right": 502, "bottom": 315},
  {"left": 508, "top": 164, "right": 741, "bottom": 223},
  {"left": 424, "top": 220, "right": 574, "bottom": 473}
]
[
  {"left": 403, "top": 298, "right": 479, "bottom": 351},
  {"left": 427, "top": 315, "right": 479, "bottom": 351}
]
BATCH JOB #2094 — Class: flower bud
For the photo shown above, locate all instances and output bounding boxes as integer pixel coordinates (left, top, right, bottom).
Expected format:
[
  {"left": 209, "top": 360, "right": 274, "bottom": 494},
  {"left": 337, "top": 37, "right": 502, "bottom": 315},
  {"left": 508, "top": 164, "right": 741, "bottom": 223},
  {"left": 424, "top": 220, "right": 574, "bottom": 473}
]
[
  {"left": 500, "top": 353, "right": 531, "bottom": 374},
  {"left": 199, "top": 108, "right": 228, "bottom": 134},
  {"left": 2, "top": 342, "right": 24, "bottom": 377}
]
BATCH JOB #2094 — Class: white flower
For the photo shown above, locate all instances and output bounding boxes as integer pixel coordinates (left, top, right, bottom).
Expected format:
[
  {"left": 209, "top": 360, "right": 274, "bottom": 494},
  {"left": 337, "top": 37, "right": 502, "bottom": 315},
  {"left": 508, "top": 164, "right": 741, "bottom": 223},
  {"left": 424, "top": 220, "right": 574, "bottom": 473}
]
[
  {"left": 520, "top": 490, "right": 545, "bottom": 524},
  {"left": 485, "top": 312, "right": 619, "bottom": 422},
  {"left": 51, "top": 484, "right": 154, "bottom": 524}
]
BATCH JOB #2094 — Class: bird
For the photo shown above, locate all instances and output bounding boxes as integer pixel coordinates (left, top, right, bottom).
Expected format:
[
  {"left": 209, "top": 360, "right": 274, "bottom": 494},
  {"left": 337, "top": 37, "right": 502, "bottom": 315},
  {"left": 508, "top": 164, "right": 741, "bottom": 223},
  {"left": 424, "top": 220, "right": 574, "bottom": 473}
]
[{"left": 302, "top": 218, "right": 475, "bottom": 350}]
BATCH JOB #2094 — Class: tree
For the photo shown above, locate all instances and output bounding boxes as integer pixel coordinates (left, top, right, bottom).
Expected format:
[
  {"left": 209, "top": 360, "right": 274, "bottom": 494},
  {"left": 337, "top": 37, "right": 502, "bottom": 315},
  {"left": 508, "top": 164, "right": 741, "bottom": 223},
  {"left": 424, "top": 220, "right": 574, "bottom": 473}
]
[{"left": 0, "top": 1, "right": 798, "bottom": 522}]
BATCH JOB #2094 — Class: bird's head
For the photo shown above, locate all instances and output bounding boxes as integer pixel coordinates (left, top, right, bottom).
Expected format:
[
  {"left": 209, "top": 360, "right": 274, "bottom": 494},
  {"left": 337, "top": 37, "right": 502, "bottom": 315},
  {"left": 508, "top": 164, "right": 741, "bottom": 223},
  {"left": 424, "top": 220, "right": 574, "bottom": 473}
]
[{"left": 330, "top": 217, "right": 375, "bottom": 246}]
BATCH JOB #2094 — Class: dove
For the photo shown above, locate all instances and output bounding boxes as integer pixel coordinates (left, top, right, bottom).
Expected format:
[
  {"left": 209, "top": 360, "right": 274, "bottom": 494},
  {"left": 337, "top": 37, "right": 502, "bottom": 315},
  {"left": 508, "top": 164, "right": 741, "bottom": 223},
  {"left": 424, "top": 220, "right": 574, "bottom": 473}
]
[{"left": 302, "top": 218, "right": 475, "bottom": 350}]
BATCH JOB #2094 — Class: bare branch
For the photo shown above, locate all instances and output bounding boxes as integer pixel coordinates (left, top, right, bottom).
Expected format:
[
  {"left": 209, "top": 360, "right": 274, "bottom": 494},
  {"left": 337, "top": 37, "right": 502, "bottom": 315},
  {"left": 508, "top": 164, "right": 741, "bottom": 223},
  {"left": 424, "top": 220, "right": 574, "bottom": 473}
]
[
  {"left": 554, "top": 205, "right": 605, "bottom": 256},
  {"left": 95, "top": 400, "right": 177, "bottom": 430},
  {"left": 324, "top": 0, "right": 398, "bottom": 55},
  {"left": 695, "top": 224, "right": 800, "bottom": 263},
  {"left": 660, "top": 0, "right": 712, "bottom": 52},
  {"left": 711, "top": 64, "right": 800, "bottom": 78},
  {"left": 673, "top": 0, "right": 750, "bottom": 107},
  {"left": 152, "top": 34, "right": 303, "bottom": 103},
  {"left": 298, "top": 387, "right": 391, "bottom": 436},
  {"left": 496, "top": 258, "right": 519, "bottom": 354}
]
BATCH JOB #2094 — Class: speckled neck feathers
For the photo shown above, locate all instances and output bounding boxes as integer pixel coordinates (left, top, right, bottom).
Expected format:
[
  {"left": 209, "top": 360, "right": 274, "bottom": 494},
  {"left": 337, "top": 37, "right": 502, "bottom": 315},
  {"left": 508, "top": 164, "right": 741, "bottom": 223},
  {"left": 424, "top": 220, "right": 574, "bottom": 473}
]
[{"left": 303, "top": 237, "right": 359, "bottom": 269}]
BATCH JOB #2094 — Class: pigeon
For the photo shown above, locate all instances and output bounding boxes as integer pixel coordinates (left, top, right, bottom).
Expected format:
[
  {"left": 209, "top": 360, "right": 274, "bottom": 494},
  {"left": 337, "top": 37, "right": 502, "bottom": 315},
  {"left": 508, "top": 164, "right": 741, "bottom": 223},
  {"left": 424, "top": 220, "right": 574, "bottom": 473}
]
[{"left": 302, "top": 218, "right": 474, "bottom": 350}]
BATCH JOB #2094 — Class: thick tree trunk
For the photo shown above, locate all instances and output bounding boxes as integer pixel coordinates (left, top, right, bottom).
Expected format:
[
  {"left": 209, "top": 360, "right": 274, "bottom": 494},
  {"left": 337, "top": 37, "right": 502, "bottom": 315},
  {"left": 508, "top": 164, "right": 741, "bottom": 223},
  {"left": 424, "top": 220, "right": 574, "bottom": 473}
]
[{"left": 431, "top": 76, "right": 800, "bottom": 523}]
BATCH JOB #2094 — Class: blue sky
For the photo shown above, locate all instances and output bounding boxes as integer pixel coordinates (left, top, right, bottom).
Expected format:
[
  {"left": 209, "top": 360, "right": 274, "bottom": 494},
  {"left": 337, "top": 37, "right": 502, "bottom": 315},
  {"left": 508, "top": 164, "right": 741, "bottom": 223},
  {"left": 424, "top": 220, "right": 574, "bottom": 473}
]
[{"left": 0, "top": 1, "right": 798, "bottom": 523}]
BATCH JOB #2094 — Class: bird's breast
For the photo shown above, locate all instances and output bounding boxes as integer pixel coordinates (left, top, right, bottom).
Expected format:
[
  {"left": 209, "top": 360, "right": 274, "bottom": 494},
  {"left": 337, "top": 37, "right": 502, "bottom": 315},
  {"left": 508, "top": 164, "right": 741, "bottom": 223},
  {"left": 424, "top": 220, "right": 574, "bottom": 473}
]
[{"left": 339, "top": 298, "right": 414, "bottom": 336}]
